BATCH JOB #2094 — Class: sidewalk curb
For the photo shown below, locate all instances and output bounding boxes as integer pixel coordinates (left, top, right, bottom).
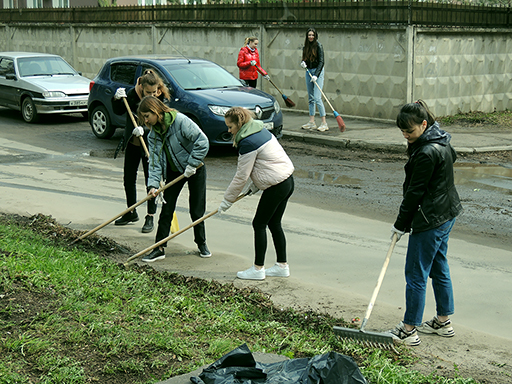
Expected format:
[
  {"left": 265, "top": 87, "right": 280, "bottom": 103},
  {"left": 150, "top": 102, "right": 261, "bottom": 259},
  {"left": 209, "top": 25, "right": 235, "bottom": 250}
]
[
  {"left": 283, "top": 131, "right": 407, "bottom": 153},
  {"left": 283, "top": 131, "right": 512, "bottom": 154}
]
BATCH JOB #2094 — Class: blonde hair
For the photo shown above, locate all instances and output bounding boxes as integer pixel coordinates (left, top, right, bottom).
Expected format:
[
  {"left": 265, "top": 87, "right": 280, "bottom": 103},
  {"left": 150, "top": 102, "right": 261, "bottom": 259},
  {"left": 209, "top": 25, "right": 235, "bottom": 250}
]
[
  {"left": 225, "top": 107, "right": 254, "bottom": 130},
  {"left": 138, "top": 69, "right": 171, "bottom": 100},
  {"left": 243, "top": 36, "right": 258, "bottom": 48},
  {"left": 137, "top": 95, "right": 174, "bottom": 125}
]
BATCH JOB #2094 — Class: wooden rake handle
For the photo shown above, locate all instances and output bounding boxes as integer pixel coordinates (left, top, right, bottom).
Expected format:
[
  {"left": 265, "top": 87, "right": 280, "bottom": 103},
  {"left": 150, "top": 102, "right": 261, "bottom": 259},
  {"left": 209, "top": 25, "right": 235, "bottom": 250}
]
[
  {"left": 360, "top": 233, "right": 398, "bottom": 332},
  {"left": 70, "top": 164, "right": 203, "bottom": 244},
  {"left": 306, "top": 68, "right": 337, "bottom": 114},
  {"left": 122, "top": 97, "right": 150, "bottom": 158},
  {"left": 124, "top": 192, "right": 248, "bottom": 265}
]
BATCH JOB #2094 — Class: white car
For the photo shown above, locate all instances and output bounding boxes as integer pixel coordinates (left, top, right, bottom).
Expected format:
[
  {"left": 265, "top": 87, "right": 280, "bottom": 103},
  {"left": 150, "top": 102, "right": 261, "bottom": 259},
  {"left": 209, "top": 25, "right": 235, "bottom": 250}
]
[{"left": 0, "top": 52, "right": 91, "bottom": 123}]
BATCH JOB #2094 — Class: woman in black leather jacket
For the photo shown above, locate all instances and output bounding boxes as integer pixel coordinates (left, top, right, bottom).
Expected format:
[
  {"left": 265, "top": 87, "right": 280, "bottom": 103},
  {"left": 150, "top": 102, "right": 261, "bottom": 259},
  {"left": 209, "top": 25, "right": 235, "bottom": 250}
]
[{"left": 388, "top": 100, "right": 463, "bottom": 346}]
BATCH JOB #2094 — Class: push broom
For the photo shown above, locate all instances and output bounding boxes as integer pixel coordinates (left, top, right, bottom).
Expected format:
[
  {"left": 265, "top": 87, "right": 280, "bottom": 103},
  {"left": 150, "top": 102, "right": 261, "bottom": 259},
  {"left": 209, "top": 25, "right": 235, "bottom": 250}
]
[
  {"left": 333, "top": 233, "right": 398, "bottom": 350},
  {"left": 306, "top": 68, "right": 346, "bottom": 132},
  {"left": 124, "top": 191, "right": 249, "bottom": 266},
  {"left": 256, "top": 66, "right": 296, "bottom": 108}
]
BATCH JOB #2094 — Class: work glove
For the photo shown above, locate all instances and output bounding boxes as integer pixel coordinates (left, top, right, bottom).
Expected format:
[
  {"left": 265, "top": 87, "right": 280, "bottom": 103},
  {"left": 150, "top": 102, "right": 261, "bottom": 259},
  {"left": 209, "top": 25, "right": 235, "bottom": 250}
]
[
  {"left": 218, "top": 199, "right": 233, "bottom": 214},
  {"left": 114, "top": 87, "right": 127, "bottom": 100},
  {"left": 264, "top": 75, "right": 270, "bottom": 81},
  {"left": 132, "top": 126, "right": 144, "bottom": 137},
  {"left": 310, "top": 75, "right": 318, "bottom": 83},
  {"left": 184, "top": 164, "right": 197, "bottom": 178},
  {"left": 390, "top": 226, "right": 406, "bottom": 242},
  {"left": 300, "top": 61, "right": 307, "bottom": 69},
  {"left": 250, "top": 60, "right": 256, "bottom": 66},
  {"left": 241, "top": 181, "right": 260, "bottom": 196}
]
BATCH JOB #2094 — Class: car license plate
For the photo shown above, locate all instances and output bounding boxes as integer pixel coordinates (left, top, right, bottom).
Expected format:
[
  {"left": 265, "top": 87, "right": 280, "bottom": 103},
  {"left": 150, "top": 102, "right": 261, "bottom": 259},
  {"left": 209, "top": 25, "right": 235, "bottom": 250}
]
[
  {"left": 263, "top": 122, "right": 274, "bottom": 130},
  {"left": 70, "top": 100, "right": 87, "bottom": 106}
]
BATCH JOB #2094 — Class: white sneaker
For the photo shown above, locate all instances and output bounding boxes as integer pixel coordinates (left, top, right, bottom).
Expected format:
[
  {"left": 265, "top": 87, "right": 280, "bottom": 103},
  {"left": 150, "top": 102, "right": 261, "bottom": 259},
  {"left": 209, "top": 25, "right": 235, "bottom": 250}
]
[
  {"left": 417, "top": 316, "right": 455, "bottom": 337},
  {"left": 237, "top": 266, "right": 265, "bottom": 280},
  {"left": 388, "top": 321, "right": 421, "bottom": 346},
  {"left": 301, "top": 121, "right": 316, "bottom": 130},
  {"left": 265, "top": 263, "right": 290, "bottom": 277},
  {"left": 317, "top": 123, "right": 329, "bottom": 132}
]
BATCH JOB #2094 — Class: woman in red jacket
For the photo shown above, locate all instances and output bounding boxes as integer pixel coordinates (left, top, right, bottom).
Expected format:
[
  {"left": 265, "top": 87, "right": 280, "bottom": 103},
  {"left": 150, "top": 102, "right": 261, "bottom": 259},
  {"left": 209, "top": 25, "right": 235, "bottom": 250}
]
[{"left": 237, "top": 36, "right": 268, "bottom": 88}]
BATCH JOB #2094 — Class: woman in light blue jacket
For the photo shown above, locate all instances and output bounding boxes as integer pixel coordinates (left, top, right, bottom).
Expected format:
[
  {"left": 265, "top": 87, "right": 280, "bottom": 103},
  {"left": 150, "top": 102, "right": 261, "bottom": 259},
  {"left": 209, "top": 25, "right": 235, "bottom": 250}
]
[{"left": 137, "top": 95, "right": 211, "bottom": 262}]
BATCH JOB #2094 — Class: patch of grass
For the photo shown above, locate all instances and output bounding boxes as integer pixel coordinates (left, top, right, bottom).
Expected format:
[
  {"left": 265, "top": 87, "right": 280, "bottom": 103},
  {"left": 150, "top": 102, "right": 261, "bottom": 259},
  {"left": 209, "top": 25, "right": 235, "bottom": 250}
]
[
  {"left": 0, "top": 214, "right": 479, "bottom": 384},
  {"left": 439, "top": 109, "right": 512, "bottom": 127}
]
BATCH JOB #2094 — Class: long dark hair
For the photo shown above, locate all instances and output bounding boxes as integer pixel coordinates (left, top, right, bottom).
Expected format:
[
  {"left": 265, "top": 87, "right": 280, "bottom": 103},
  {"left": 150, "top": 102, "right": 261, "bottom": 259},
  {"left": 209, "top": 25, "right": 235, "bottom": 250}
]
[
  {"left": 396, "top": 99, "right": 436, "bottom": 131},
  {"left": 302, "top": 27, "right": 319, "bottom": 62},
  {"left": 396, "top": 99, "right": 437, "bottom": 156}
]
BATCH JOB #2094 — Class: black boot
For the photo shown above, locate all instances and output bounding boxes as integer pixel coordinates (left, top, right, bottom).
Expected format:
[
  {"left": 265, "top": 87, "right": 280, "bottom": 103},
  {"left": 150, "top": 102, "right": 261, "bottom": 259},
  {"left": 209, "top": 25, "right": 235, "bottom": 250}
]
[
  {"left": 141, "top": 215, "right": 154, "bottom": 233},
  {"left": 115, "top": 210, "right": 139, "bottom": 226}
]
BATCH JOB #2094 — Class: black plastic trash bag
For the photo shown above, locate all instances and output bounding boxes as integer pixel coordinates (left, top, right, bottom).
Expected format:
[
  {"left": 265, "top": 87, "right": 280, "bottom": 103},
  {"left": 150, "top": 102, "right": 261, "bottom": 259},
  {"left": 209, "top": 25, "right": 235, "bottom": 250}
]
[{"left": 190, "top": 343, "right": 368, "bottom": 384}]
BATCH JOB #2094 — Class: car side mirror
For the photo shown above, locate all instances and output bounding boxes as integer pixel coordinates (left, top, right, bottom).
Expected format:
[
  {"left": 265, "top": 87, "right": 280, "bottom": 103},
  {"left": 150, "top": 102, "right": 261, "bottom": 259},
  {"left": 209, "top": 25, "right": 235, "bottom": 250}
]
[
  {"left": 6, "top": 74, "right": 17, "bottom": 81},
  {"left": 239, "top": 79, "right": 249, "bottom": 87}
]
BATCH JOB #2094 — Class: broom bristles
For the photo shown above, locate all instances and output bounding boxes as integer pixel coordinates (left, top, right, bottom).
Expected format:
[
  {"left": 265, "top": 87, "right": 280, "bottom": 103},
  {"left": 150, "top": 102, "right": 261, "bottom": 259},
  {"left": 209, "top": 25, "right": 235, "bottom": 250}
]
[
  {"left": 284, "top": 96, "right": 296, "bottom": 108},
  {"left": 336, "top": 115, "right": 346, "bottom": 132},
  {"left": 333, "top": 110, "right": 346, "bottom": 132}
]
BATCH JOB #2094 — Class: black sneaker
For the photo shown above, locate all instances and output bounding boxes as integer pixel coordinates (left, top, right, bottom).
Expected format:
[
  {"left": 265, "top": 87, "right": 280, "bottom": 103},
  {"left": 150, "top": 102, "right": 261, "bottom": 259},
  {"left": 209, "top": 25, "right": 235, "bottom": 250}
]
[
  {"left": 141, "top": 215, "right": 154, "bottom": 233},
  {"left": 142, "top": 248, "right": 165, "bottom": 263},
  {"left": 198, "top": 243, "right": 212, "bottom": 258},
  {"left": 115, "top": 211, "right": 139, "bottom": 226}
]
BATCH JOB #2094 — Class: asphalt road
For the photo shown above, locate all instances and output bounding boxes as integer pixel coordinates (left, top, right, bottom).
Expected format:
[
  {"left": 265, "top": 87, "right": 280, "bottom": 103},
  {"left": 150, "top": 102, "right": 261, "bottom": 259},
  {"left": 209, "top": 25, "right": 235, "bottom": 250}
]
[{"left": 1, "top": 108, "right": 511, "bottom": 382}]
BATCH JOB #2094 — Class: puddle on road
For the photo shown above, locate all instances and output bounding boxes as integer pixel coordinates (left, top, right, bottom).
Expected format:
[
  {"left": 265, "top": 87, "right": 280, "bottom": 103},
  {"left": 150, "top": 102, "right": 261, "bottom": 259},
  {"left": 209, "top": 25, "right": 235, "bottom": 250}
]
[
  {"left": 293, "top": 168, "right": 361, "bottom": 186},
  {"left": 455, "top": 163, "right": 512, "bottom": 193}
]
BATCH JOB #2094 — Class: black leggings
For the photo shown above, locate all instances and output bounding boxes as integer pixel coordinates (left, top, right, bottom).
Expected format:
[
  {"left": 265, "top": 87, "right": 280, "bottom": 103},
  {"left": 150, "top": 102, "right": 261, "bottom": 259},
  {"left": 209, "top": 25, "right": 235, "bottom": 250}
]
[
  {"left": 123, "top": 140, "right": 156, "bottom": 215},
  {"left": 252, "top": 175, "right": 294, "bottom": 266}
]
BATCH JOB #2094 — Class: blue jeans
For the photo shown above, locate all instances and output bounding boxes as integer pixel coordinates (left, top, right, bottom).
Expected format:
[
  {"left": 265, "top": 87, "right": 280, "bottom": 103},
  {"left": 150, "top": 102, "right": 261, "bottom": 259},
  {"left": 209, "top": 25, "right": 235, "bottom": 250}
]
[
  {"left": 403, "top": 218, "right": 456, "bottom": 326},
  {"left": 305, "top": 69, "right": 326, "bottom": 117}
]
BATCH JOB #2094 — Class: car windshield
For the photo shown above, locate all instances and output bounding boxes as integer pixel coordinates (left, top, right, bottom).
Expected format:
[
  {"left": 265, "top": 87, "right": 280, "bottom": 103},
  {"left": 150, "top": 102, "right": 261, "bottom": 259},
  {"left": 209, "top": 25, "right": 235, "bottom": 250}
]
[
  {"left": 18, "top": 56, "right": 77, "bottom": 77},
  {"left": 164, "top": 62, "right": 242, "bottom": 90}
]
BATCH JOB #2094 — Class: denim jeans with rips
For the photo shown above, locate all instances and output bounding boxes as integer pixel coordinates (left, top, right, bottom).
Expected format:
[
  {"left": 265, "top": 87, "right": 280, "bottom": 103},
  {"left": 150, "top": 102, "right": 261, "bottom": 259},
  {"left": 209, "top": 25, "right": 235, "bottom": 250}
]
[{"left": 404, "top": 218, "right": 456, "bottom": 326}]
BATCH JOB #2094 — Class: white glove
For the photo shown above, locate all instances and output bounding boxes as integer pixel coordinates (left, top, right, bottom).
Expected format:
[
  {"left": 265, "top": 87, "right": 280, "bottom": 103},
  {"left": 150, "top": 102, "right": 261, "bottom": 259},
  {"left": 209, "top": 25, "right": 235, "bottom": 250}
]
[
  {"left": 390, "top": 226, "right": 406, "bottom": 242},
  {"left": 300, "top": 61, "right": 307, "bottom": 69},
  {"left": 264, "top": 75, "right": 270, "bottom": 81},
  {"left": 114, "top": 87, "right": 127, "bottom": 100},
  {"left": 218, "top": 199, "right": 233, "bottom": 214},
  {"left": 310, "top": 75, "right": 318, "bottom": 83},
  {"left": 241, "top": 181, "right": 259, "bottom": 196},
  {"left": 132, "top": 126, "right": 144, "bottom": 137},
  {"left": 184, "top": 165, "right": 196, "bottom": 178},
  {"left": 250, "top": 60, "right": 256, "bottom": 66}
]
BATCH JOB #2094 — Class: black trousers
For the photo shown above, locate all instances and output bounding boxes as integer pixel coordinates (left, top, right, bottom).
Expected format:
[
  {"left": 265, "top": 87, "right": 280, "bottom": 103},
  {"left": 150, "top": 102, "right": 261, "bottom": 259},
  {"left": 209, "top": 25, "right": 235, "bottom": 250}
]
[
  {"left": 245, "top": 79, "right": 257, "bottom": 88},
  {"left": 156, "top": 164, "right": 207, "bottom": 247},
  {"left": 123, "top": 140, "right": 156, "bottom": 215},
  {"left": 252, "top": 175, "right": 294, "bottom": 266}
]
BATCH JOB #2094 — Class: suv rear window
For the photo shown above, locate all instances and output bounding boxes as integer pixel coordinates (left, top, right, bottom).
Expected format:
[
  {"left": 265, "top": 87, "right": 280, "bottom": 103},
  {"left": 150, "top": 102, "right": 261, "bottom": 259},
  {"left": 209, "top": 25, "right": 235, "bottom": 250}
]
[{"left": 111, "top": 63, "right": 137, "bottom": 85}]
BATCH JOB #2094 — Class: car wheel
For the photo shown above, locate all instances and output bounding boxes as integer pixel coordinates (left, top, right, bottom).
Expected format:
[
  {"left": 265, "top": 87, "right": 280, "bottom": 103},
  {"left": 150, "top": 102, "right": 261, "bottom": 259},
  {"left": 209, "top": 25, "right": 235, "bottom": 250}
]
[
  {"left": 22, "top": 97, "right": 39, "bottom": 123},
  {"left": 90, "top": 105, "right": 115, "bottom": 139}
]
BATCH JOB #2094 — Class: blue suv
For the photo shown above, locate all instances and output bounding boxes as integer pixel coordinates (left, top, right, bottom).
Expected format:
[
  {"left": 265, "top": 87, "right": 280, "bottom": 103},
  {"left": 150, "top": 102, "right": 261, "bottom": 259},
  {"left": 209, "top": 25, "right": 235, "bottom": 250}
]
[{"left": 87, "top": 55, "right": 283, "bottom": 144}]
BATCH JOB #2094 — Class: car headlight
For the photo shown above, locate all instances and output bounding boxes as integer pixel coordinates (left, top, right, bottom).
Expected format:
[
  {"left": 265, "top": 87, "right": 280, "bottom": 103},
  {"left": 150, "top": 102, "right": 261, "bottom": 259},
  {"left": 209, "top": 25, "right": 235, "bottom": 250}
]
[
  {"left": 42, "top": 91, "right": 66, "bottom": 98},
  {"left": 274, "top": 99, "right": 281, "bottom": 114},
  {"left": 208, "top": 105, "right": 231, "bottom": 116}
]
